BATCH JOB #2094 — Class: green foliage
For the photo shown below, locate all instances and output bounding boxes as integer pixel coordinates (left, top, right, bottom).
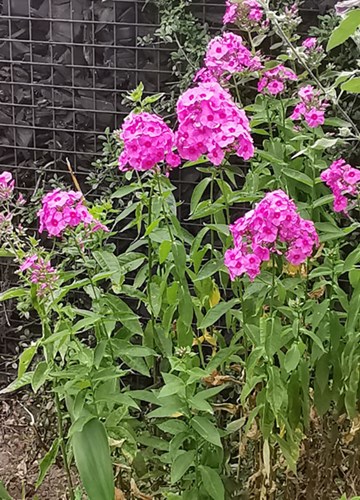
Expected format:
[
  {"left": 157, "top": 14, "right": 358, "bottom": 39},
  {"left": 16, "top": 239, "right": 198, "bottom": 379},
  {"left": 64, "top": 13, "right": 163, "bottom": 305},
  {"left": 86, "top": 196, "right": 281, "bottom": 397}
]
[{"left": 2, "top": 2, "right": 360, "bottom": 498}]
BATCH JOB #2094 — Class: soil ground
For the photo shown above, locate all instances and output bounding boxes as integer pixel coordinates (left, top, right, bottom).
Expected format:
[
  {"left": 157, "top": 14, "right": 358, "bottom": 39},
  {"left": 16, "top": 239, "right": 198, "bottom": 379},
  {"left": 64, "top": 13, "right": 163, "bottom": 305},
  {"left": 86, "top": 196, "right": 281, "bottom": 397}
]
[{"left": 0, "top": 392, "right": 360, "bottom": 500}]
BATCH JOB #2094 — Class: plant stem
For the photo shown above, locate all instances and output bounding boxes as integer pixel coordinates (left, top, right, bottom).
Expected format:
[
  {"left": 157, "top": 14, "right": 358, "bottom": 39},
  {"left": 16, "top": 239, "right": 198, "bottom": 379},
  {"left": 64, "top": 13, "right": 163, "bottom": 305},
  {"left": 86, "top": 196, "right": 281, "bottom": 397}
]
[
  {"left": 270, "top": 255, "right": 276, "bottom": 316},
  {"left": 74, "top": 238, "right": 116, "bottom": 363},
  {"left": 54, "top": 392, "right": 75, "bottom": 500},
  {"left": 155, "top": 172, "right": 174, "bottom": 243},
  {"left": 265, "top": 100, "right": 273, "bottom": 140},
  {"left": 210, "top": 170, "right": 216, "bottom": 253},
  {"left": 220, "top": 168, "right": 231, "bottom": 226},
  {"left": 147, "top": 180, "right": 157, "bottom": 382},
  {"left": 268, "top": 10, "right": 360, "bottom": 139}
]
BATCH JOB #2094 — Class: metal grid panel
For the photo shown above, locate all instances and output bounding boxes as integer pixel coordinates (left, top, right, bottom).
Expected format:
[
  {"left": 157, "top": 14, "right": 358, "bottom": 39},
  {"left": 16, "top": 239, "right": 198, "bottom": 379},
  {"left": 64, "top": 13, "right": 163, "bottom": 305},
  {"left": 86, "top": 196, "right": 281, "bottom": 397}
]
[{"left": 0, "top": 0, "right": 325, "bottom": 377}]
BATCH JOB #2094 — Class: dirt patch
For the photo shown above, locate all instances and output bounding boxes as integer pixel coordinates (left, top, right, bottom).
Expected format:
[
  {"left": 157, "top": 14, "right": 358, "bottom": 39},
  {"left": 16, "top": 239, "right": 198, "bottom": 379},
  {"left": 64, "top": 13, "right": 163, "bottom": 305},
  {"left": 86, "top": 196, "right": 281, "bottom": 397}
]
[{"left": 0, "top": 393, "right": 76, "bottom": 500}]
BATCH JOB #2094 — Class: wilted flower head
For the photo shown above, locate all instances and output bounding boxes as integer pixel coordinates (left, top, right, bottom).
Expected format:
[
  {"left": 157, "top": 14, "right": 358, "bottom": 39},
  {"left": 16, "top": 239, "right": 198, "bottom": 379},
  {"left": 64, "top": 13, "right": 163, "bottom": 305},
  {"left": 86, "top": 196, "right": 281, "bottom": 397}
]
[
  {"left": 118, "top": 112, "right": 180, "bottom": 172},
  {"left": 320, "top": 158, "right": 360, "bottom": 213},
  {"left": 258, "top": 64, "right": 297, "bottom": 96},
  {"left": 223, "top": 0, "right": 265, "bottom": 29},
  {"left": 38, "top": 189, "right": 108, "bottom": 237},
  {"left": 176, "top": 81, "right": 254, "bottom": 165},
  {"left": 19, "top": 255, "right": 58, "bottom": 297},
  {"left": 0, "top": 171, "right": 15, "bottom": 200},
  {"left": 224, "top": 190, "right": 319, "bottom": 281},
  {"left": 290, "top": 85, "right": 327, "bottom": 128},
  {"left": 194, "top": 32, "right": 262, "bottom": 84}
]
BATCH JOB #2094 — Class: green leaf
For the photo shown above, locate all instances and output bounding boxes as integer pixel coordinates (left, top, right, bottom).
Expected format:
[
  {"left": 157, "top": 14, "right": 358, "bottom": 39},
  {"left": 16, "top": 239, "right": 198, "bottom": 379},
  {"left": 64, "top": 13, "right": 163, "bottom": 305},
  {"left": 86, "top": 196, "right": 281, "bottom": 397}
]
[
  {"left": 283, "top": 168, "right": 313, "bottom": 187},
  {"left": 198, "top": 298, "right": 238, "bottom": 329},
  {"left": 111, "top": 184, "right": 140, "bottom": 198},
  {"left": 72, "top": 418, "right": 114, "bottom": 500},
  {"left": 36, "top": 438, "right": 60, "bottom": 489},
  {"left": 341, "top": 78, "right": 360, "bottom": 93},
  {"left": 18, "top": 344, "right": 38, "bottom": 379},
  {"left": 327, "top": 9, "right": 360, "bottom": 50},
  {"left": 190, "top": 177, "right": 211, "bottom": 214},
  {"left": 267, "top": 366, "right": 285, "bottom": 415},
  {"left": 104, "top": 295, "right": 142, "bottom": 334},
  {"left": 31, "top": 362, "right": 49, "bottom": 392},
  {"left": 170, "top": 450, "right": 196, "bottom": 484},
  {"left": 312, "top": 300, "right": 330, "bottom": 331},
  {"left": 342, "top": 247, "right": 360, "bottom": 274},
  {"left": 312, "top": 194, "right": 333, "bottom": 208},
  {"left": 194, "top": 259, "right": 225, "bottom": 281},
  {"left": 0, "top": 287, "right": 27, "bottom": 302},
  {"left": 301, "top": 329, "right": 325, "bottom": 352},
  {"left": 199, "top": 466, "right": 225, "bottom": 500},
  {"left": 191, "top": 416, "right": 222, "bottom": 448},
  {"left": 0, "top": 248, "right": 14, "bottom": 258},
  {"left": 311, "top": 138, "right": 340, "bottom": 150},
  {"left": 0, "top": 372, "right": 33, "bottom": 394},
  {"left": 159, "top": 240, "right": 172, "bottom": 264},
  {"left": 0, "top": 480, "right": 12, "bottom": 500},
  {"left": 284, "top": 344, "right": 301, "bottom": 373}
]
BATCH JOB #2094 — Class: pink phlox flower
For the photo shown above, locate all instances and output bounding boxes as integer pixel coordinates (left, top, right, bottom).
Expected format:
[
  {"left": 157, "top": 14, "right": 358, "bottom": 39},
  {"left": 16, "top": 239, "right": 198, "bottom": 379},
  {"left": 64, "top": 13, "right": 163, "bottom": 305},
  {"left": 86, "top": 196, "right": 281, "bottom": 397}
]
[
  {"left": 38, "top": 189, "right": 107, "bottom": 237},
  {"left": 19, "top": 255, "right": 58, "bottom": 297},
  {"left": 195, "top": 32, "right": 262, "bottom": 84},
  {"left": 223, "top": 0, "right": 264, "bottom": 27},
  {"left": 257, "top": 65, "right": 297, "bottom": 96},
  {"left": 0, "top": 171, "right": 15, "bottom": 200},
  {"left": 224, "top": 189, "right": 319, "bottom": 281},
  {"left": 290, "top": 85, "right": 327, "bottom": 128},
  {"left": 302, "top": 37, "right": 317, "bottom": 50},
  {"left": 118, "top": 112, "right": 180, "bottom": 172},
  {"left": 176, "top": 81, "right": 254, "bottom": 165},
  {"left": 320, "top": 158, "right": 360, "bottom": 213}
]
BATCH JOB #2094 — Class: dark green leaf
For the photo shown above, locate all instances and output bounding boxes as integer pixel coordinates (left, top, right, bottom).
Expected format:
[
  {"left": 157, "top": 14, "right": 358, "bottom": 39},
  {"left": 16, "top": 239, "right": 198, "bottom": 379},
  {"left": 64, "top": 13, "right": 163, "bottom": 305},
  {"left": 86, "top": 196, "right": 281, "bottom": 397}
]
[
  {"left": 199, "top": 466, "right": 225, "bottom": 500},
  {"left": 18, "top": 344, "right": 38, "bottom": 379},
  {"left": 198, "top": 299, "right": 238, "bottom": 329},
  {"left": 36, "top": 438, "right": 60, "bottom": 488},
  {"left": 171, "top": 450, "right": 196, "bottom": 484},
  {"left": 72, "top": 418, "right": 114, "bottom": 500},
  {"left": 191, "top": 416, "right": 222, "bottom": 448}
]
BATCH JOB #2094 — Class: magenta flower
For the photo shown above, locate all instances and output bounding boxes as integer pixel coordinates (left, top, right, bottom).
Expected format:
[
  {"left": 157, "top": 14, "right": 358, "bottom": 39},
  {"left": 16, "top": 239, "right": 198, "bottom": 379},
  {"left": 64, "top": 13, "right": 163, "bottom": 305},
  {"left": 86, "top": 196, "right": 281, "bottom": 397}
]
[
  {"left": 257, "top": 65, "right": 297, "bottom": 96},
  {"left": 223, "top": 0, "right": 264, "bottom": 28},
  {"left": 320, "top": 158, "right": 360, "bottom": 214},
  {"left": 118, "top": 112, "right": 180, "bottom": 173},
  {"left": 0, "top": 171, "right": 15, "bottom": 200},
  {"left": 38, "top": 189, "right": 108, "bottom": 237},
  {"left": 194, "top": 32, "right": 262, "bottom": 84},
  {"left": 304, "top": 108, "right": 325, "bottom": 128},
  {"left": 175, "top": 81, "right": 254, "bottom": 165},
  {"left": 224, "top": 190, "right": 319, "bottom": 281},
  {"left": 19, "top": 255, "right": 58, "bottom": 297},
  {"left": 290, "top": 85, "right": 327, "bottom": 128},
  {"left": 302, "top": 37, "right": 317, "bottom": 50}
]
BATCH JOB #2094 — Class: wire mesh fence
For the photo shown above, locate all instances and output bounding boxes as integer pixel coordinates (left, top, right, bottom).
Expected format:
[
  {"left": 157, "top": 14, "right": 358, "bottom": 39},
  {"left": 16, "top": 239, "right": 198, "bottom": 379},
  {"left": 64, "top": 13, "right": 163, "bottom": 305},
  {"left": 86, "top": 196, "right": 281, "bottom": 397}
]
[{"left": 0, "top": 0, "right": 327, "bottom": 378}]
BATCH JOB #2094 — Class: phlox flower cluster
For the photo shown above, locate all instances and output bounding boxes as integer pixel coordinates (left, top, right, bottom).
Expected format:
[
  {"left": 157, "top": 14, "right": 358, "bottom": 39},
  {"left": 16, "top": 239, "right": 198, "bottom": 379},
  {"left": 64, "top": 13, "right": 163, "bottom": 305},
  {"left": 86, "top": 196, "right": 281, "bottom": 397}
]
[
  {"left": 19, "top": 255, "right": 58, "bottom": 297},
  {"left": 175, "top": 81, "right": 254, "bottom": 165},
  {"left": 118, "top": 112, "right": 180, "bottom": 172},
  {"left": 258, "top": 65, "right": 297, "bottom": 96},
  {"left": 223, "top": 0, "right": 265, "bottom": 27},
  {"left": 279, "top": 4, "right": 302, "bottom": 35},
  {"left": 302, "top": 37, "right": 317, "bottom": 50},
  {"left": 224, "top": 190, "right": 319, "bottom": 281},
  {"left": 38, "top": 189, "right": 108, "bottom": 237},
  {"left": 0, "top": 171, "right": 15, "bottom": 200},
  {"left": 290, "top": 85, "right": 327, "bottom": 128},
  {"left": 194, "top": 32, "right": 262, "bottom": 84},
  {"left": 320, "top": 158, "right": 360, "bottom": 213}
]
